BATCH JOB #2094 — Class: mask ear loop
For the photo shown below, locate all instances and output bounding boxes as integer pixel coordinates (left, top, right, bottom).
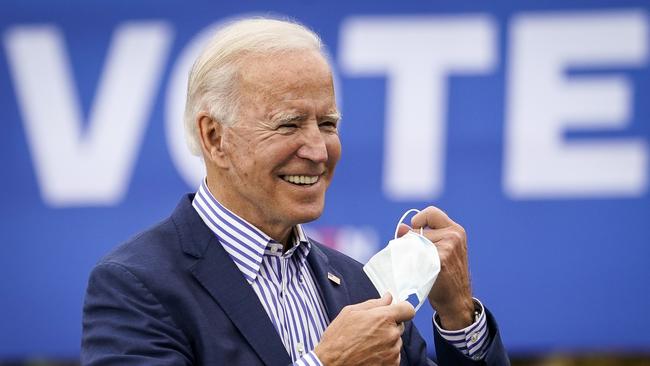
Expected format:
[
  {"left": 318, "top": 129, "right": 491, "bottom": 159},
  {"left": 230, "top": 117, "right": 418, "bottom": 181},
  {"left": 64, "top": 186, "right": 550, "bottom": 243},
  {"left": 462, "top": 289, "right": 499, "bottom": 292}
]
[{"left": 393, "top": 209, "right": 424, "bottom": 239}]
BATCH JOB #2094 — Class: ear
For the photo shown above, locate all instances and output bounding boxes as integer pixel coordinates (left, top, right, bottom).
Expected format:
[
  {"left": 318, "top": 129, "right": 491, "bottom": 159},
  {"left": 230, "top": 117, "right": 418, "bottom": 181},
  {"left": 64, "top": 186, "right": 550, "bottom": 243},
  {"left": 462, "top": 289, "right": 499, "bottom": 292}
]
[{"left": 197, "top": 113, "right": 229, "bottom": 168}]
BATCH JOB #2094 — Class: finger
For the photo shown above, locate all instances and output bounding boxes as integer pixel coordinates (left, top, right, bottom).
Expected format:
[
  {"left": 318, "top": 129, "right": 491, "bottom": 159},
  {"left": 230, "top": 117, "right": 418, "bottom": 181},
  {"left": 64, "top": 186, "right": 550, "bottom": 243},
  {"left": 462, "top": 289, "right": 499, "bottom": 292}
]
[
  {"left": 346, "top": 292, "right": 392, "bottom": 311},
  {"left": 419, "top": 227, "right": 461, "bottom": 244},
  {"left": 396, "top": 223, "right": 411, "bottom": 238},
  {"left": 389, "top": 301, "right": 416, "bottom": 323},
  {"left": 397, "top": 322, "right": 405, "bottom": 335},
  {"left": 411, "top": 206, "right": 455, "bottom": 230}
]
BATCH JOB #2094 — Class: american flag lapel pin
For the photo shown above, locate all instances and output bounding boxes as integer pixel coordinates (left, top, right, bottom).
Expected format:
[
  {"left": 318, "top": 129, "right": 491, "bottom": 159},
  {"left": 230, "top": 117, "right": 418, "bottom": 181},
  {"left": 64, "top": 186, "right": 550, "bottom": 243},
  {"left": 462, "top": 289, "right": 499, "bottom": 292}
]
[{"left": 327, "top": 272, "right": 341, "bottom": 285}]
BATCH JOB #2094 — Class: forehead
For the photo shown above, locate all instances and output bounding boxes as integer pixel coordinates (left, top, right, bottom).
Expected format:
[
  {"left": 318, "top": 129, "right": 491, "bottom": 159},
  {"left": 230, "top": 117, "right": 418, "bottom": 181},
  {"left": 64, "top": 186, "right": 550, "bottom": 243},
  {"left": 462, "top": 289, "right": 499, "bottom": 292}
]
[{"left": 236, "top": 49, "right": 335, "bottom": 106}]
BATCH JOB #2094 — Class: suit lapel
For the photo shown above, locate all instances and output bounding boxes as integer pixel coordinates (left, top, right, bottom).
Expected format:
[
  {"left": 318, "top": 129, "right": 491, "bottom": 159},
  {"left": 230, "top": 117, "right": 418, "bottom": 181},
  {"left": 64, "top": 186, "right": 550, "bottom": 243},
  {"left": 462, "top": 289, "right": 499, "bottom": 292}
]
[
  {"left": 190, "top": 242, "right": 291, "bottom": 365},
  {"left": 306, "top": 242, "right": 352, "bottom": 321},
  {"left": 173, "top": 195, "right": 291, "bottom": 365}
]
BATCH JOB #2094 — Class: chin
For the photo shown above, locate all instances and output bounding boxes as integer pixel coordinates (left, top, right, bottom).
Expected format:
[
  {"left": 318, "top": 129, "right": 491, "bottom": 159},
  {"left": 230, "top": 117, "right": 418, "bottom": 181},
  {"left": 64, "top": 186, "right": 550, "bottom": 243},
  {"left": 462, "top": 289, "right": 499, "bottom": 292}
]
[{"left": 290, "top": 202, "right": 325, "bottom": 225}]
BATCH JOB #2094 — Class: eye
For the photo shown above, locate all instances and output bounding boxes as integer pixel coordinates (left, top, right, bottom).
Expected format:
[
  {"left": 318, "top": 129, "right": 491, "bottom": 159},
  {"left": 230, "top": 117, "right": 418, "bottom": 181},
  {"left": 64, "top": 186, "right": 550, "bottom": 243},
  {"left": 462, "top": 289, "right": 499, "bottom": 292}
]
[
  {"left": 277, "top": 123, "right": 298, "bottom": 130},
  {"left": 319, "top": 121, "right": 338, "bottom": 131},
  {"left": 274, "top": 114, "right": 304, "bottom": 131}
]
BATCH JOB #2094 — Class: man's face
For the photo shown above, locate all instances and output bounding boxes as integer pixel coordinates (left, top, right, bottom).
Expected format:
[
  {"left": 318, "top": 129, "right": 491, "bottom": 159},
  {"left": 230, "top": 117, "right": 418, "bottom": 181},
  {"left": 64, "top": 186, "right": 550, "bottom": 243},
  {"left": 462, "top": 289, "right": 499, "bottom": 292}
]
[{"left": 214, "top": 49, "right": 341, "bottom": 240}]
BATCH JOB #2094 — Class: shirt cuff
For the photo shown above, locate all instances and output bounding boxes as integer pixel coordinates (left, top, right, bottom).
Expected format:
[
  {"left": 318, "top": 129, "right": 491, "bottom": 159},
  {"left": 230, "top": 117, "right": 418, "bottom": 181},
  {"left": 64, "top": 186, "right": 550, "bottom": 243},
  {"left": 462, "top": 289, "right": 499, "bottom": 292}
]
[
  {"left": 433, "top": 297, "right": 489, "bottom": 361},
  {"left": 293, "top": 350, "right": 323, "bottom": 366}
]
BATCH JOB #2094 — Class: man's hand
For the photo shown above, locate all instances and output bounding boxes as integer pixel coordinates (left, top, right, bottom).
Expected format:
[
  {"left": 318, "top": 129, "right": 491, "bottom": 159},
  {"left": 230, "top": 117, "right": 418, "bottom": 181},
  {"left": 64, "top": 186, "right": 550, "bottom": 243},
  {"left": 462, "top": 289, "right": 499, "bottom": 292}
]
[
  {"left": 314, "top": 293, "right": 415, "bottom": 366},
  {"left": 397, "top": 206, "right": 474, "bottom": 331}
]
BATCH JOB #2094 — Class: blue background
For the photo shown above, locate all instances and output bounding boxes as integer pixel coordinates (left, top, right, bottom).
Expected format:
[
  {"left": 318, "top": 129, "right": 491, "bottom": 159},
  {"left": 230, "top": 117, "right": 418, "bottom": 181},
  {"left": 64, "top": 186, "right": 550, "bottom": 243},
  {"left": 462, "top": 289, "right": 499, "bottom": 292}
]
[{"left": 1, "top": 0, "right": 649, "bottom": 360}]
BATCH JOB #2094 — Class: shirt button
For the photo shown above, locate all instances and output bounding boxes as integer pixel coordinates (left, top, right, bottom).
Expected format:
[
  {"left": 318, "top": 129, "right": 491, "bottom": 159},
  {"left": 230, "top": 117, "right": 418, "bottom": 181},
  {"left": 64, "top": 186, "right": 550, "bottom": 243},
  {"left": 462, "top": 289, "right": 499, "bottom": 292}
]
[{"left": 470, "top": 333, "right": 479, "bottom": 342}]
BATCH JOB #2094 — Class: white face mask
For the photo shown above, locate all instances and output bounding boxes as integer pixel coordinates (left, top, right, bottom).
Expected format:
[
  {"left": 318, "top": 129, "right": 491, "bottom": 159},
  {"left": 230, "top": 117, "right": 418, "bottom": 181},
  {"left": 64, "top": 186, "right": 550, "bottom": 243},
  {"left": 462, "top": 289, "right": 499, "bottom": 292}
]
[{"left": 363, "top": 209, "right": 441, "bottom": 312}]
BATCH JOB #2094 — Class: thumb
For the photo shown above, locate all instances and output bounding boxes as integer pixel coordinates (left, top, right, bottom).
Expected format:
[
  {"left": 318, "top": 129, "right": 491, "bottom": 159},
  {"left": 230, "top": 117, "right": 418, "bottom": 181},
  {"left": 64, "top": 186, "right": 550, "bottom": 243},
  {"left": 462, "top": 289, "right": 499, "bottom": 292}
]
[{"left": 391, "top": 301, "right": 416, "bottom": 323}]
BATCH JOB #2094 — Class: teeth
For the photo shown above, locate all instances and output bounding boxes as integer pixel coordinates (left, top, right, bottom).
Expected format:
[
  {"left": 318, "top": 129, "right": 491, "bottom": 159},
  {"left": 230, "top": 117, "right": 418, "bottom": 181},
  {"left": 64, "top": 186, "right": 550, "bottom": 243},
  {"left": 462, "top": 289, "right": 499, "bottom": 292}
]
[{"left": 282, "top": 175, "right": 319, "bottom": 185}]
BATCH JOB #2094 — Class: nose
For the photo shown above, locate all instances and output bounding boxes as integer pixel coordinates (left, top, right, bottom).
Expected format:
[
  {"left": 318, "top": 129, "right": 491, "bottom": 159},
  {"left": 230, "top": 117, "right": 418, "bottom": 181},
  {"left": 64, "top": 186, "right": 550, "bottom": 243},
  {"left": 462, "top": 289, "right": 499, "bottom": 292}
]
[{"left": 296, "top": 124, "right": 328, "bottom": 163}]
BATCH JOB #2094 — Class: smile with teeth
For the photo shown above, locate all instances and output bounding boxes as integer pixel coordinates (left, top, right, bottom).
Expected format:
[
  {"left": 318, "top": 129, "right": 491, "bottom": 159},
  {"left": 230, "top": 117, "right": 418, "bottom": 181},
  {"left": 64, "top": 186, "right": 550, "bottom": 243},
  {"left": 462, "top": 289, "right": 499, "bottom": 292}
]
[{"left": 281, "top": 175, "right": 320, "bottom": 185}]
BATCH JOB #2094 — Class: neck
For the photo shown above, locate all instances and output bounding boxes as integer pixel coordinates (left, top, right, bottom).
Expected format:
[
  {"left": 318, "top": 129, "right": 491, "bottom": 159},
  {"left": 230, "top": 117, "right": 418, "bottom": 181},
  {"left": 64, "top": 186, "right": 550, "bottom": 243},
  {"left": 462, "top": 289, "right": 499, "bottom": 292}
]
[{"left": 204, "top": 175, "right": 293, "bottom": 247}]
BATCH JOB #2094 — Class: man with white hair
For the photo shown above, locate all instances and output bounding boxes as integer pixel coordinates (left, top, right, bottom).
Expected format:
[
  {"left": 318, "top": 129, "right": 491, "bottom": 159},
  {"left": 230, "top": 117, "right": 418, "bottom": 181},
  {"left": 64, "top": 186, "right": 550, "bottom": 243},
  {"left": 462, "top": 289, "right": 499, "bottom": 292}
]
[{"left": 82, "top": 17, "right": 509, "bottom": 366}]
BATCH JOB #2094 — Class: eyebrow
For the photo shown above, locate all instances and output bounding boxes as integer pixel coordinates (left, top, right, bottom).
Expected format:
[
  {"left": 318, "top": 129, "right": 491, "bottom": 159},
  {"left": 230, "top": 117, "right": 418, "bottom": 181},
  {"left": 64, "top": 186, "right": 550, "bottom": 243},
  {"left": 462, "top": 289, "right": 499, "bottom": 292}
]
[
  {"left": 322, "top": 111, "right": 341, "bottom": 122},
  {"left": 273, "top": 111, "right": 307, "bottom": 123},
  {"left": 273, "top": 110, "right": 342, "bottom": 122}
]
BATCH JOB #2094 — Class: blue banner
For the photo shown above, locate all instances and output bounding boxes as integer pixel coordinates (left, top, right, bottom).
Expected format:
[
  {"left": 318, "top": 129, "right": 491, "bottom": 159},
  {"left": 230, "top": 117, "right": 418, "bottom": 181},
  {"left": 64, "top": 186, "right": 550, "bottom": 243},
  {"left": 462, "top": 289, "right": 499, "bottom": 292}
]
[{"left": 1, "top": 0, "right": 649, "bottom": 358}]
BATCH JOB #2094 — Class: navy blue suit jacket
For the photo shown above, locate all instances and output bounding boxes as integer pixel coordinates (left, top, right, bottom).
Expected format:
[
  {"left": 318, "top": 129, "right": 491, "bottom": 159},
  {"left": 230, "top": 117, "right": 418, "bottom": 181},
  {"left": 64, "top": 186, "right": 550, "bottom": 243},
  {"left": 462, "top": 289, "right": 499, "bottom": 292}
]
[{"left": 81, "top": 195, "right": 509, "bottom": 365}]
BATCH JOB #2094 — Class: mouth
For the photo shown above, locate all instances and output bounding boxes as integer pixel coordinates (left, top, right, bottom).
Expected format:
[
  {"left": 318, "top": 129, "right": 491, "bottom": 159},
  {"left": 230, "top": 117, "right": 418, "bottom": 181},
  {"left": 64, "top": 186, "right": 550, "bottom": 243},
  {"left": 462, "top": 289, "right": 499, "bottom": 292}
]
[{"left": 280, "top": 174, "right": 320, "bottom": 186}]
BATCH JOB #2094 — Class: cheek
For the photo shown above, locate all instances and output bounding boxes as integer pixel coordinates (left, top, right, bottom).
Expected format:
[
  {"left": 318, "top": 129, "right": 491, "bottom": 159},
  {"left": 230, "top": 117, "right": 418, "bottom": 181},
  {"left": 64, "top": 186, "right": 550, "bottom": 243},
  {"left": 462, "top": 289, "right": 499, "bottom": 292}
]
[
  {"left": 249, "top": 143, "right": 293, "bottom": 178},
  {"left": 229, "top": 151, "right": 258, "bottom": 184},
  {"left": 267, "top": 139, "right": 303, "bottom": 163}
]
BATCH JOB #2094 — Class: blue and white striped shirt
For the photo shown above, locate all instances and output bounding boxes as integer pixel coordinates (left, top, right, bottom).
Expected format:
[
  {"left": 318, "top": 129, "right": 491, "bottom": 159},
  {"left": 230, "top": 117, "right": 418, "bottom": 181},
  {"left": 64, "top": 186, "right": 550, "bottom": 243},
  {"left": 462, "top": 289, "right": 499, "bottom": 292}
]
[
  {"left": 193, "top": 180, "right": 489, "bottom": 364},
  {"left": 434, "top": 298, "right": 489, "bottom": 360}
]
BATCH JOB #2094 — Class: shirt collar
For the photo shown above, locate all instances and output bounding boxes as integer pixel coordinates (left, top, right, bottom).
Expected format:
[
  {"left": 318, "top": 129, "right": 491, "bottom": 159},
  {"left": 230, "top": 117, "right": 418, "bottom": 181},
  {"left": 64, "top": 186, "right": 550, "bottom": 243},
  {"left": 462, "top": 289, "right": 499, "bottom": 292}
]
[{"left": 192, "top": 179, "right": 312, "bottom": 284}]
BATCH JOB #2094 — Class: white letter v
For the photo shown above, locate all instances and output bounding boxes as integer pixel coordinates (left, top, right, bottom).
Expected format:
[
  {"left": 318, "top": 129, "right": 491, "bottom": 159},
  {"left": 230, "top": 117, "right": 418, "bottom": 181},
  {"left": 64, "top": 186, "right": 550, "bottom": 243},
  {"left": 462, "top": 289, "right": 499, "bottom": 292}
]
[{"left": 4, "top": 22, "right": 172, "bottom": 206}]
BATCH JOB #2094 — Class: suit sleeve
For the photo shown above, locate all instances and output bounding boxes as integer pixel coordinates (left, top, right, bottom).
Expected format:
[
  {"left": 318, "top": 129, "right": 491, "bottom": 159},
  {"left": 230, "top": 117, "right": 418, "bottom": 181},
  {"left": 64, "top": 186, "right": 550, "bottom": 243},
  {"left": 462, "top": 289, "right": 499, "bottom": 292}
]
[
  {"left": 401, "top": 308, "right": 510, "bottom": 366},
  {"left": 81, "top": 262, "right": 193, "bottom": 366}
]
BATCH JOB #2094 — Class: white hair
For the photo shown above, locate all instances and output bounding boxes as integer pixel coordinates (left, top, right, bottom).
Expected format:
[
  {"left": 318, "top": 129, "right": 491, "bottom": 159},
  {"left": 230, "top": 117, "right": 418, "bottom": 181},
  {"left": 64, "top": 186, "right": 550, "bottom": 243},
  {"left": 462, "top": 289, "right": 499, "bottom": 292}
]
[{"left": 183, "top": 17, "right": 324, "bottom": 156}]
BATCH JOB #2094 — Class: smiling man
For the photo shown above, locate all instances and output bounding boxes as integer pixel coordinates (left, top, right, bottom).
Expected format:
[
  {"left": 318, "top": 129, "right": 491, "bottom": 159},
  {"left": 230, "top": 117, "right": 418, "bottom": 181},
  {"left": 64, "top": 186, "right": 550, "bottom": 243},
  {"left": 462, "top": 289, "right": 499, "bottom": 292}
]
[
  {"left": 201, "top": 50, "right": 341, "bottom": 242},
  {"left": 81, "top": 18, "right": 509, "bottom": 366}
]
